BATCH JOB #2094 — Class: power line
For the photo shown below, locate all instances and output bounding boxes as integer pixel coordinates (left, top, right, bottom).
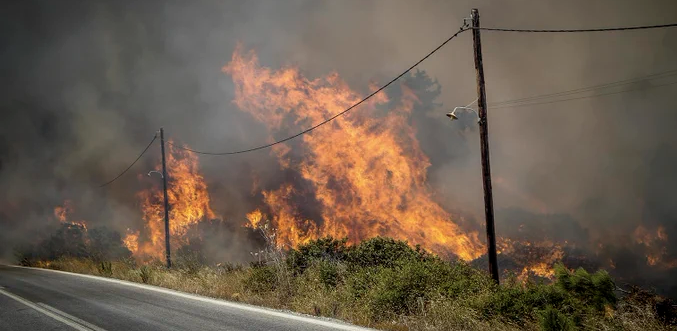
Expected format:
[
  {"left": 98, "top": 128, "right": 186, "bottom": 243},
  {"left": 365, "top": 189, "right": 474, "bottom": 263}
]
[
  {"left": 98, "top": 134, "right": 158, "bottom": 188},
  {"left": 491, "top": 80, "right": 677, "bottom": 109},
  {"left": 169, "top": 25, "right": 470, "bottom": 155},
  {"left": 475, "top": 22, "right": 677, "bottom": 33},
  {"left": 170, "top": 21, "right": 677, "bottom": 155},
  {"left": 490, "top": 69, "right": 677, "bottom": 106}
]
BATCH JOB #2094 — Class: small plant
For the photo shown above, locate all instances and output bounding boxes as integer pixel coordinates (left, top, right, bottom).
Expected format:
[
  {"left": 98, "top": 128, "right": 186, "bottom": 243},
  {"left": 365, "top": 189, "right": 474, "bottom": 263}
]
[
  {"left": 540, "top": 306, "right": 575, "bottom": 331},
  {"left": 554, "top": 263, "right": 616, "bottom": 312},
  {"left": 97, "top": 261, "right": 113, "bottom": 277},
  {"left": 318, "top": 260, "right": 341, "bottom": 288},
  {"left": 175, "top": 249, "right": 204, "bottom": 275},
  {"left": 216, "top": 262, "right": 243, "bottom": 275},
  {"left": 348, "top": 237, "right": 430, "bottom": 269},
  {"left": 287, "top": 237, "right": 349, "bottom": 274},
  {"left": 139, "top": 265, "right": 153, "bottom": 284},
  {"left": 243, "top": 265, "right": 277, "bottom": 293}
]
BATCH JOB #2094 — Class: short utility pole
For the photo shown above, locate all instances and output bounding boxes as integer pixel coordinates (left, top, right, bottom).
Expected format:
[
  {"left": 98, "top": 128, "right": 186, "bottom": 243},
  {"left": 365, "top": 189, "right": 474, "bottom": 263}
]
[
  {"left": 159, "top": 127, "right": 172, "bottom": 268},
  {"left": 471, "top": 8, "right": 499, "bottom": 284}
]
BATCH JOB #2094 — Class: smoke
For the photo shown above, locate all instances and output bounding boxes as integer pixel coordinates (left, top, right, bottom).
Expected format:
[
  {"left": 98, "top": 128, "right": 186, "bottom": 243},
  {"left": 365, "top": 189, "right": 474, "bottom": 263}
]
[{"left": 1, "top": 0, "right": 676, "bottom": 294}]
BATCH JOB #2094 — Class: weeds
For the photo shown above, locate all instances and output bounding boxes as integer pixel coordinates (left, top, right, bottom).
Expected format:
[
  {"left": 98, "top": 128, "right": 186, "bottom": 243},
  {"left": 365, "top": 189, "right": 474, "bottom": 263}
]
[
  {"left": 539, "top": 306, "right": 574, "bottom": 331},
  {"left": 97, "top": 261, "right": 113, "bottom": 277},
  {"left": 139, "top": 265, "right": 153, "bottom": 284}
]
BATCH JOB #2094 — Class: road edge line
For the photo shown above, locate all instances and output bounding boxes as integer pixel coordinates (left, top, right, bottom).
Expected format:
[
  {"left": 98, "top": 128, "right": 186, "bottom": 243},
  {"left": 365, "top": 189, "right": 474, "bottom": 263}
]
[
  {"left": 0, "top": 286, "right": 94, "bottom": 331},
  {"left": 37, "top": 302, "right": 108, "bottom": 331}
]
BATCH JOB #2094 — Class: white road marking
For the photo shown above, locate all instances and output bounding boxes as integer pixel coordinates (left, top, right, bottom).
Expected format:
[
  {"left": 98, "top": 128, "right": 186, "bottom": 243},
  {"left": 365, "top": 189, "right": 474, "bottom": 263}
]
[
  {"left": 38, "top": 303, "right": 107, "bottom": 331},
  {"left": 5, "top": 265, "right": 374, "bottom": 330},
  {"left": 0, "top": 286, "right": 106, "bottom": 331}
]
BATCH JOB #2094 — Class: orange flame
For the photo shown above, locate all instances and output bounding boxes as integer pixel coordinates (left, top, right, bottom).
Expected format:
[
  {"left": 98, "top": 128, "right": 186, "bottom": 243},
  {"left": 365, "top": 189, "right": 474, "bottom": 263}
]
[
  {"left": 632, "top": 225, "right": 676, "bottom": 268},
  {"left": 124, "top": 142, "right": 216, "bottom": 259},
  {"left": 53, "top": 200, "right": 87, "bottom": 229},
  {"left": 122, "top": 230, "right": 139, "bottom": 254},
  {"left": 499, "top": 237, "right": 564, "bottom": 281},
  {"left": 53, "top": 200, "right": 73, "bottom": 223},
  {"left": 223, "top": 45, "right": 482, "bottom": 260}
]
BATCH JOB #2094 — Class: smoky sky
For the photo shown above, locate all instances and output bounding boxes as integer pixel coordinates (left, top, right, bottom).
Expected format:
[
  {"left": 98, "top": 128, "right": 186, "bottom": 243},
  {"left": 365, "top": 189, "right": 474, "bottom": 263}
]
[{"left": 1, "top": 0, "right": 677, "bottom": 292}]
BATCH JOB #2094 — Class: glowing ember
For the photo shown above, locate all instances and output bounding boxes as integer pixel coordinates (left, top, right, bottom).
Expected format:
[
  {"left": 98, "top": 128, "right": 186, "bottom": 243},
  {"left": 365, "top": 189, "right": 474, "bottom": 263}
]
[
  {"left": 124, "top": 141, "right": 216, "bottom": 259},
  {"left": 223, "top": 45, "right": 482, "bottom": 260}
]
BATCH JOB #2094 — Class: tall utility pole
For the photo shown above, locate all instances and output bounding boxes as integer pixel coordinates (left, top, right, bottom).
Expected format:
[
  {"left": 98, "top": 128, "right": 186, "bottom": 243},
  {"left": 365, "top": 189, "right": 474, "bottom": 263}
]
[
  {"left": 159, "top": 128, "right": 172, "bottom": 268},
  {"left": 471, "top": 8, "right": 499, "bottom": 284}
]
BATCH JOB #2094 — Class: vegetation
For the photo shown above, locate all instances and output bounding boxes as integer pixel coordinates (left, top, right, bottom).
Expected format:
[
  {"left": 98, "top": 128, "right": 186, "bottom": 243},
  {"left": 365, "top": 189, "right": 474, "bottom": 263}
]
[
  {"left": 18, "top": 236, "right": 677, "bottom": 330},
  {"left": 14, "top": 223, "right": 131, "bottom": 264}
]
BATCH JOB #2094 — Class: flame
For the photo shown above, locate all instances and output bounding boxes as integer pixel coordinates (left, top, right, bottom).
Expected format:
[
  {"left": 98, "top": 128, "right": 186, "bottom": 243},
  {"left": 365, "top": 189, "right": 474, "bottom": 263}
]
[
  {"left": 124, "top": 142, "right": 216, "bottom": 259},
  {"left": 53, "top": 200, "right": 87, "bottom": 229},
  {"left": 499, "top": 238, "right": 564, "bottom": 281},
  {"left": 123, "top": 230, "right": 139, "bottom": 254},
  {"left": 632, "top": 225, "right": 676, "bottom": 268},
  {"left": 223, "top": 45, "right": 482, "bottom": 260},
  {"left": 54, "top": 200, "right": 74, "bottom": 223},
  {"left": 246, "top": 209, "right": 265, "bottom": 229}
]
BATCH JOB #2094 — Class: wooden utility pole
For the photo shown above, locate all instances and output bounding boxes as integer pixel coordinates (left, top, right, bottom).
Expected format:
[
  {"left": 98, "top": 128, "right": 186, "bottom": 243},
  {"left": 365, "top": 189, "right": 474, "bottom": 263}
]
[
  {"left": 471, "top": 8, "right": 499, "bottom": 284},
  {"left": 160, "top": 127, "right": 172, "bottom": 268}
]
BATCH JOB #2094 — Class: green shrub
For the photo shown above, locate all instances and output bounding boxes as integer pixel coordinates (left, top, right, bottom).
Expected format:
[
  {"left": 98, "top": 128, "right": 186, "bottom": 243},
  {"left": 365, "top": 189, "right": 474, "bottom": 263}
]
[
  {"left": 554, "top": 263, "right": 616, "bottom": 312},
  {"left": 318, "top": 261, "right": 341, "bottom": 288},
  {"left": 243, "top": 265, "right": 278, "bottom": 293},
  {"left": 346, "top": 258, "right": 493, "bottom": 320},
  {"left": 477, "top": 281, "right": 573, "bottom": 324},
  {"left": 287, "top": 237, "right": 349, "bottom": 274},
  {"left": 366, "top": 262, "right": 431, "bottom": 316},
  {"left": 540, "top": 306, "right": 575, "bottom": 331},
  {"left": 345, "top": 266, "right": 380, "bottom": 300},
  {"left": 348, "top": 237, "right": 429, "bottom": 269}
]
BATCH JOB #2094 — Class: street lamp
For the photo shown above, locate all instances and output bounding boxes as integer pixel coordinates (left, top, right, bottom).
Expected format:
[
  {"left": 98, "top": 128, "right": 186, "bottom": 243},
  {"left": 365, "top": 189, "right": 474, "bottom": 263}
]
[
  {"left": 147, "top": 170, "right": 163, "bottom": 178},
  {"left": 446, "top": 99, "right": 479, "bottom": 122},
  {"left": 446, "top": 106, "right": 480, "bottom": 123}
]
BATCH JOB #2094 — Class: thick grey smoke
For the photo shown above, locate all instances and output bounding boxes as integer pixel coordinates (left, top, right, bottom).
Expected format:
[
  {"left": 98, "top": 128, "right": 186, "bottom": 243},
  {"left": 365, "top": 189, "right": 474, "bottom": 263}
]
[{"left": 1, "top": 0, "right": 676, "bottom": 294}]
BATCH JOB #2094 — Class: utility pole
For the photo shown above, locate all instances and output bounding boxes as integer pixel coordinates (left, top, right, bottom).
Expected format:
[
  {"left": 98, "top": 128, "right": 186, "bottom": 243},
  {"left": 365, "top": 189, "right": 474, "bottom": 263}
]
[
  {"left": 471, "top": 8, "right": 499, "bottom": 284},
  {"left": 160, "top": 127, "right": 172, "bottom": 268}
]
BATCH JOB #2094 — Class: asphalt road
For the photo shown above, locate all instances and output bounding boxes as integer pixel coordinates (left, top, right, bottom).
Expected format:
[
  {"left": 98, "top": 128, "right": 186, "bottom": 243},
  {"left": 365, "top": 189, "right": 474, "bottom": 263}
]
[{"left": 0, "top": 265, "right": 373, "bottom": 331}]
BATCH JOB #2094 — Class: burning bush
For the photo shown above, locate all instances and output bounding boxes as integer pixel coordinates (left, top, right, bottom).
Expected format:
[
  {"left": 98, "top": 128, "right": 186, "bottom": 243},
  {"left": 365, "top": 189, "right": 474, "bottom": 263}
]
[{"left": 14, "top": 223, "right": 131, "bottom": 265}]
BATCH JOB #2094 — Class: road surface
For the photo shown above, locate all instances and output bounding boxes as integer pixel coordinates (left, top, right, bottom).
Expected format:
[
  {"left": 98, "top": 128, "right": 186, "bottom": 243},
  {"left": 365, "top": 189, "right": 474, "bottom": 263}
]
[{"left": 0, "top": 265, "right": 373, "bottom": 331}]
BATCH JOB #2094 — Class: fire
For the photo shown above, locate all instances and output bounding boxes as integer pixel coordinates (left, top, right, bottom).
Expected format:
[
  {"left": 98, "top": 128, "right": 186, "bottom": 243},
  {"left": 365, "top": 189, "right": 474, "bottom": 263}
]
[
  {"left": 124, "top": 142, "right": 216, "bottom": 259},
  {"left": 223, "top": 45, "right": 483, "bottom": 260},
  {"left": 246, "top": 209, "right": 264, "bottom": 229},
  {"left": 632, "top": 225, "right": 676, "bottom": 268},
  {"left": 53, "top": 200, "right": 87, "bottom": 229},
  {"left": 53, "top": 202, "right": 71, "bottom": 223},
  {"left": 499, "top": 238, "right": 565, "bottom": 281},
  {"left": 122, "top": 230, "right": 139, "bottom": 254}
]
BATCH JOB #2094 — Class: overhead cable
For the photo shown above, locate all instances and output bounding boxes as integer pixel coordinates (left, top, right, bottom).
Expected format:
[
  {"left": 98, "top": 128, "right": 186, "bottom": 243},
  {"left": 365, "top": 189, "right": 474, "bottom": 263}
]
[
  {"left": 99, "top": 134, "right": 158, "bottom": 188},
  {"left": 170, "top": 25, "right": 470, "bottom": 155},
  {"left": 490, "top": 69, "right": 677, "bottom": 107},
  {"left": 475, "top": 23, "right": 677, "bottom": 33},
  {"left": 491, "top": 80, "right": 677, "bottom": 109}
]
